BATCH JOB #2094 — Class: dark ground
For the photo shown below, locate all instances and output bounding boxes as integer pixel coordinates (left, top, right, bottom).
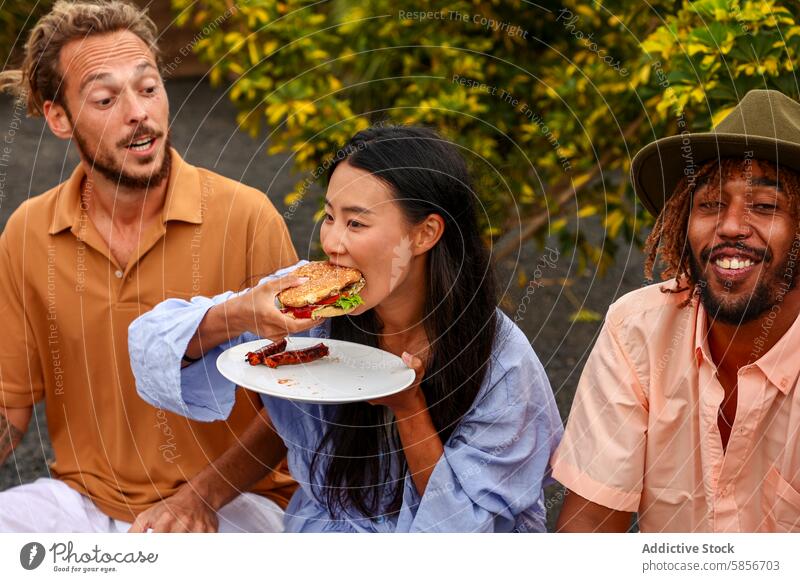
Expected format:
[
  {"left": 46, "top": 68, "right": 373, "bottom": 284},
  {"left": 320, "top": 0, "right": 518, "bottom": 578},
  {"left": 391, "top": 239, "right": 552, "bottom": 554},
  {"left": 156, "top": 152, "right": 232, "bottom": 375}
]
[{"left": 0, "top": 78, "right": 644, "bottom": 531}]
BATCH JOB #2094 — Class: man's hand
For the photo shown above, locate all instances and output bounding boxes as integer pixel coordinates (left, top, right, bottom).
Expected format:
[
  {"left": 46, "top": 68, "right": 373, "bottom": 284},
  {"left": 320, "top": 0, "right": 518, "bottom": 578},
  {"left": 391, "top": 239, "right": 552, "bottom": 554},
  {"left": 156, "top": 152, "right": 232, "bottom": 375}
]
[
  {"left": 129, "top": 408, "right": 287, "bottom": 533},
  {"left": 129, "top": 485, "right": 218, "bottom": 533}
]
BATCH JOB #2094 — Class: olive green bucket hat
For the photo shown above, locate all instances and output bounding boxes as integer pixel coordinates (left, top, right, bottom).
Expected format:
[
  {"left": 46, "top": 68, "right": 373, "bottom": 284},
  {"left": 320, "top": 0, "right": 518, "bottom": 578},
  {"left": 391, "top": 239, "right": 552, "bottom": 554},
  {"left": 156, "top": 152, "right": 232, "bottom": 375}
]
[{"left": 631, "top": 89, "right": 800, "bottom": 216}]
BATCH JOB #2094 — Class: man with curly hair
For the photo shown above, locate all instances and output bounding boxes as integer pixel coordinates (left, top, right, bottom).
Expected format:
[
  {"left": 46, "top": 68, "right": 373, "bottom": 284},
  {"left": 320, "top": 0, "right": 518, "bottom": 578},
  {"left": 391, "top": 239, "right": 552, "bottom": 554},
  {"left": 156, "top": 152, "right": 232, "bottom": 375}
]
[{"left": 553, "top": 89, "right": 800, "bottom": 532}]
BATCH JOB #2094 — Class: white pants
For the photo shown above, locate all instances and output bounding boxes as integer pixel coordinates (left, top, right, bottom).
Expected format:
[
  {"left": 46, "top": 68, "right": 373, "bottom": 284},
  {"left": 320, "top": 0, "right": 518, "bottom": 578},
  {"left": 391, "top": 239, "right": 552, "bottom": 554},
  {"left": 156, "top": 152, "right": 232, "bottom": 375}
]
[{"left": 0, "top": 478, "right": 284, "bottom": 533}]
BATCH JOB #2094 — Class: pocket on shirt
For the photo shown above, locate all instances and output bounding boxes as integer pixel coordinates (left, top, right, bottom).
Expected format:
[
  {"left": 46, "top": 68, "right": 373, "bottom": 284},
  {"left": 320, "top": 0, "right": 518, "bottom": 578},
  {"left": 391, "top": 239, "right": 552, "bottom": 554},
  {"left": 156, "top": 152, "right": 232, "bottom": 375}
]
[{"left": 764, "top": 466, "right": 800, "bottom": 532}]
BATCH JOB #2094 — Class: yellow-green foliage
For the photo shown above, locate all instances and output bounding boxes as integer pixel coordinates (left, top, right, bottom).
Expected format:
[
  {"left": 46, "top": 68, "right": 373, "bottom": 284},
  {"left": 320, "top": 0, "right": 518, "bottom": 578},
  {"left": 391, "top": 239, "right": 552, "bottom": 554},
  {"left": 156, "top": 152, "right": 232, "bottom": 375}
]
[
  {"left": 0, "top": 1, "right": 55, "bottom": 66},
  {"left": 9, "top": 1, "right": 800, "bottom": 272}
]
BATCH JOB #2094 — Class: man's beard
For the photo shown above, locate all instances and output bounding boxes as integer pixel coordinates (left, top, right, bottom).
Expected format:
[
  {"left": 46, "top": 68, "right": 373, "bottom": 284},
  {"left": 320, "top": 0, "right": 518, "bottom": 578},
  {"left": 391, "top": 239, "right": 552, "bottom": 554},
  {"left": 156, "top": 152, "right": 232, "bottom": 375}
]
[
  {"left": 688, "top": 242, "right": 798, "bottom": 325},
  {"left": 71, "top": 123, "right": 171, "bottom": 190}
]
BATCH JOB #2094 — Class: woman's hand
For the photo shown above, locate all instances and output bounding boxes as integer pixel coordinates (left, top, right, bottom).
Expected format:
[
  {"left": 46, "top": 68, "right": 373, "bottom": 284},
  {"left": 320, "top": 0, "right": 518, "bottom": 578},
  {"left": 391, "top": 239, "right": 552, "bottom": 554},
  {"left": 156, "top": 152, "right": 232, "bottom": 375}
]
[
  {"left": 370, "top": 352, "right": 444, "bottom": 496},
  {"left": 228, "top": 274, "right": 321, "bottom": 341},
  {"left": 185, "top": 273, "right": 320, "bottom": 361},
  {"left": 368, "top": 352, "right": 427, "bottom": 419}
]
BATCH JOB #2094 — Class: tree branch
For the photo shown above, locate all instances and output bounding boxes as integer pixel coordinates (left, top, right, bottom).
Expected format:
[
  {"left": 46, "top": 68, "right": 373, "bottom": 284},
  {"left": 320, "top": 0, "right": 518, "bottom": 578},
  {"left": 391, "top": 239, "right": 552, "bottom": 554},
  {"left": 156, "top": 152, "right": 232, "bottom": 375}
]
[{"left": 492, "top": 114, "right": 646, "bottom": 263}]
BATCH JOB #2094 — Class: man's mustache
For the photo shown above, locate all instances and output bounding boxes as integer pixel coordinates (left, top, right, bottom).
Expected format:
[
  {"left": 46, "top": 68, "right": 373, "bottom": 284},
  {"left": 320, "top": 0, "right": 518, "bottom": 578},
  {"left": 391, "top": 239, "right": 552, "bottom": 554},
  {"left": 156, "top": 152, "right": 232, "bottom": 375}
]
[{"left": 699, "top": 241, "right": 772, "bottom": 263}]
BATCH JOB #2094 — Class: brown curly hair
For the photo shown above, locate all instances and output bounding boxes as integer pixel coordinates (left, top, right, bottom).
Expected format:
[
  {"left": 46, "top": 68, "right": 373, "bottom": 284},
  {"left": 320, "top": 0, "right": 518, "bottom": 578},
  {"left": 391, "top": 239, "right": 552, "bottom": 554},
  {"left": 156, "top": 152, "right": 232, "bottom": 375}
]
[
  {"left": 0, "top": 0, "right": 159, "bottom": 117},
  {"left": 644, "top": 157, "right": 800, "bottom": 299}
]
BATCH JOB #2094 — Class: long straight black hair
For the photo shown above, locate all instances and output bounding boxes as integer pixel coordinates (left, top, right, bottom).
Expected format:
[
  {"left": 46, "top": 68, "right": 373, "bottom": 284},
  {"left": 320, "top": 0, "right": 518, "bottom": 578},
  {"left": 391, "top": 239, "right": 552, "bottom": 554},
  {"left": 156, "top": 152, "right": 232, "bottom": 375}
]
[{"left": 309, "top": 125, "right": 498, "bottom": 520}]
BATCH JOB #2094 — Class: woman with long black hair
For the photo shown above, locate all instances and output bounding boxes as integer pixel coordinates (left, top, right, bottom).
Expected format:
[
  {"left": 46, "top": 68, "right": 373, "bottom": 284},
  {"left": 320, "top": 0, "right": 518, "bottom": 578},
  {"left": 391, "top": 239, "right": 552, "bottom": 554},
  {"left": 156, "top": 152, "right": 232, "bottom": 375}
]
[{"left": 129, "top": 125, "right": 563, "bottom": 532}]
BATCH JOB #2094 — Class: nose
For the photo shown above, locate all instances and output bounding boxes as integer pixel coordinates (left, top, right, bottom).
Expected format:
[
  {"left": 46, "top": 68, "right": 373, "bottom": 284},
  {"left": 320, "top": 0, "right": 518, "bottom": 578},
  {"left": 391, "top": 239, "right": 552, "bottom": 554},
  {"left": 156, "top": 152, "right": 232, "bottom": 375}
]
[
  {"left": 716, "top": 197, "right": 752, "bottom": 240},
  {"left": 320, "top": 221, "right": 348, "bottom": 258},
  {"left": 122, "top": 89, "right": 148, "bottom": 125}
]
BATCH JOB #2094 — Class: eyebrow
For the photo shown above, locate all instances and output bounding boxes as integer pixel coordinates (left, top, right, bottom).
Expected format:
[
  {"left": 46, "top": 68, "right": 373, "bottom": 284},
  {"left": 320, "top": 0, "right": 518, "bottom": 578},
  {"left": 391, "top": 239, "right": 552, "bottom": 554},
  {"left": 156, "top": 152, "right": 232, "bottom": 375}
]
[
  {"left": 79, "top": 61, "right": 158, "bottom": 93},
  {"left": 324, "top": 198, "right": 374, "bottom": 215},
  {"left": 694, "top": 175, "right": 785, "bottom": 194},
  {"left": 749, "top": 176, "right": 783, "bottom": 191}
]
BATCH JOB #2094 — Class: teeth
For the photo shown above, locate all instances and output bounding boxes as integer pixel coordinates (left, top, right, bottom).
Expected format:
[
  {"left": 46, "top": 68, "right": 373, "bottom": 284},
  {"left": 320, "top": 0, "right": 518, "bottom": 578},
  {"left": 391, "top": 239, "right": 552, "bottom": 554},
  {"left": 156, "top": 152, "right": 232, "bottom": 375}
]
[
  {"left": 714, "top": 257, "right": 754, "bottom": 269},
  {"left": 129, "top": 137, "right": 153, "bottom": 151}
]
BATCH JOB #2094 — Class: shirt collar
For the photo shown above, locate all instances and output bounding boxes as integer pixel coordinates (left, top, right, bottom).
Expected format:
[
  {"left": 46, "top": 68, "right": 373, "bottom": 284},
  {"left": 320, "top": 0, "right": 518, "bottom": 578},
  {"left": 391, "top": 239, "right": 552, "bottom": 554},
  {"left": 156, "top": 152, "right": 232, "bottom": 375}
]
[
  {"left": 48, "top": 148, "right": 202, "bottom": 235},
  {"left": 693, "top": 300, "right": 714, "bottom": 368},
  {"left": 694, "top": 298, "right": 800, "bottom": 394}
]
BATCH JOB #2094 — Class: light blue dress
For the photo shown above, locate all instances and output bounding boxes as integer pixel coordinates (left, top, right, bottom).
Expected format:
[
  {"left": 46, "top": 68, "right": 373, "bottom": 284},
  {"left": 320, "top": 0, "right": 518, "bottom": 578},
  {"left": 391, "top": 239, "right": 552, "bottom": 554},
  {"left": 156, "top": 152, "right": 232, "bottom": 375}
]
[{"left": 128, "top": 262, "right": 563, "bottom": 532}]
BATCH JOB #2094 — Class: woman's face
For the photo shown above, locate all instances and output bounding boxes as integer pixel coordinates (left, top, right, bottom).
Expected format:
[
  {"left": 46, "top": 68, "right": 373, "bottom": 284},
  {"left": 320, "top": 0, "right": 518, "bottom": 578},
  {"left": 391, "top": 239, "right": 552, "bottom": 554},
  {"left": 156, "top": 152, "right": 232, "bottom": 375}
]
[{"left": 320, "top": 162, "right": 419, "bottom": 312}]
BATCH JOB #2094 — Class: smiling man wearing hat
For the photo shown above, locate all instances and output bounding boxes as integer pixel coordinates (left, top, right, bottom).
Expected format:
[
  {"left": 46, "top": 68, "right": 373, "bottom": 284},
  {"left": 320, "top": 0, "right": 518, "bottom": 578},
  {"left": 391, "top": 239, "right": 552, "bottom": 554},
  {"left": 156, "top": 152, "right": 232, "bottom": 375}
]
[{"left": 552, "top": 89, "right": 800, "bottom": 532}]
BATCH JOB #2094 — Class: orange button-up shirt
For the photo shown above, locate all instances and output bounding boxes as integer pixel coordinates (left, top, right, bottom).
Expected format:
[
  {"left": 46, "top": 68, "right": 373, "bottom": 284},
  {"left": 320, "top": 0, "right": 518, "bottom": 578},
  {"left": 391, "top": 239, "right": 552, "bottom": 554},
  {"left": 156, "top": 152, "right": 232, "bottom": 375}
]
[
  {"left": 552, "top": 282, "right": 800, "bottom": 532},
  {"left": 0, "top": 149, "right": 298, "bottom": 521}
]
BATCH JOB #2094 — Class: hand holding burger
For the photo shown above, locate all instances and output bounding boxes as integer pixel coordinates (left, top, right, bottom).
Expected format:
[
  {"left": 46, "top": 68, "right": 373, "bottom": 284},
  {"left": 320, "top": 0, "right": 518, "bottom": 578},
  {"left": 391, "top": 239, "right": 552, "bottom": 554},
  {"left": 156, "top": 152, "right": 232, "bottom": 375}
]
[
  {"left": 225, "top": 274, "right": 318, "bottom": 342},
  {"left": 277, "top": 262, "right": 365, "bottom": 320},
  {"left": 224, "top": 262, "right": 365, "bottom": 343}
]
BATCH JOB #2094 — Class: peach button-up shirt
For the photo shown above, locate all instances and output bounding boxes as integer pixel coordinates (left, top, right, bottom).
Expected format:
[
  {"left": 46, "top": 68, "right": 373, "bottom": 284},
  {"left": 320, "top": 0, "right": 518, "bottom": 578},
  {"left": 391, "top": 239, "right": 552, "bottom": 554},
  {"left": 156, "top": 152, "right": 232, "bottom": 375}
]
[{"left": 552, "top": 282, "right": 800, "bottom": 532}]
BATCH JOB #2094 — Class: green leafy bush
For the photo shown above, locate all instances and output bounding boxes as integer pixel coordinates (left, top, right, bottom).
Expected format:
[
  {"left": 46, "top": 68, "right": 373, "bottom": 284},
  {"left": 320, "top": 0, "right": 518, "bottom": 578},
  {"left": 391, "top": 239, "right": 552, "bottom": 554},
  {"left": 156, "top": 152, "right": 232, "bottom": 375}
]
[
  {"left": 8, "top": 1, "right": 799, "bottom": 276},
  {"left": 0, "top": 1, "right": 54, "bottom": 66}
]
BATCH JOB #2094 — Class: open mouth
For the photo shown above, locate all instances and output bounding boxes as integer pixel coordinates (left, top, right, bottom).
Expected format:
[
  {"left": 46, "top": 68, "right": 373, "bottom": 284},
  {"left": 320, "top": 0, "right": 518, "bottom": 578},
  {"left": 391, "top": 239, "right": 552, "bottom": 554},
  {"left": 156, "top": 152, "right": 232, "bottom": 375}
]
[
  {"left": 707, "top": 248, "right": 765, "bottom": 281},
  {"left": 127, "top": 136, "right": 156, "bottom": 152},
  {"left": 126, "top": 135, "right": 158, "bottom": 154},
  {"left": 712, "top": 256, "right": 756, "bottom": 270}
]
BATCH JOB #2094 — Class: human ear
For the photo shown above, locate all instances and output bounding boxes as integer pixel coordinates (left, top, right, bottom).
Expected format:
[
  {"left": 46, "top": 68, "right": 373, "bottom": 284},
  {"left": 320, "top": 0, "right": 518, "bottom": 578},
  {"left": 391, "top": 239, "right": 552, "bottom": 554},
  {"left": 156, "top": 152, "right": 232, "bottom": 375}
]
[
  {"left": 412, "top": 213, "right": 445, "bottom": 256},
  {"left": 43, "top": 100, "right": 73, "bottom": 140}
]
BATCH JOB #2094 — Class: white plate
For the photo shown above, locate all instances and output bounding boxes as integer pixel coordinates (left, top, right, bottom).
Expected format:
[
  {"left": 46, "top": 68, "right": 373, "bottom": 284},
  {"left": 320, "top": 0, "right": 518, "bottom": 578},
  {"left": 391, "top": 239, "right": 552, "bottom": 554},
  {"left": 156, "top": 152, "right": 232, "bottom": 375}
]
[{"left": 216, "top": 337, "right": 417, "bottom": 404}]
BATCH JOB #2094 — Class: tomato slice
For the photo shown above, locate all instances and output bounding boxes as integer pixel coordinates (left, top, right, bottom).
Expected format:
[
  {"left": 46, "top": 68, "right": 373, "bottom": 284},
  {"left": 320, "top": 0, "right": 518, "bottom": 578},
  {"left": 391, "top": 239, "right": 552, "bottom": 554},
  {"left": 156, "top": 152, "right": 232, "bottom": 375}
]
[
  {"left": 281, "top": 294, "right": 342, "bottom": 319},
  {"left": 317, "top": 294, "right": 341, "bottom": 306},
  {"left": 283, "top": 306, "right": 315, "bottom": 319}
]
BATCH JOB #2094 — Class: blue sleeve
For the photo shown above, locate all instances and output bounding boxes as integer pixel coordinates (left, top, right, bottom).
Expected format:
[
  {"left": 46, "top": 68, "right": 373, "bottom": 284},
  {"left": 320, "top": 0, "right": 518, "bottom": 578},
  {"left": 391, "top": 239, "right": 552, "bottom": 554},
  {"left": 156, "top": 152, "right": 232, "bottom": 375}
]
[
  {"left": 394, "top": 345, "right": 563, "bottom": 532},
  {"left": 128, "top": 261, "right": 306, "bottom": 422}
]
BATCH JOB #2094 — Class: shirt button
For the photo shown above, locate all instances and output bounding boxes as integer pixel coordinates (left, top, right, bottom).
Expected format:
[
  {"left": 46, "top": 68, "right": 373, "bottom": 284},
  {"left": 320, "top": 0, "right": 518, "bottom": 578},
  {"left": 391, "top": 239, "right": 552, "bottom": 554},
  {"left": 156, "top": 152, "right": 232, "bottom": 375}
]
[{"left": 114, "top": 270, "right": 123, "bottom": 279}]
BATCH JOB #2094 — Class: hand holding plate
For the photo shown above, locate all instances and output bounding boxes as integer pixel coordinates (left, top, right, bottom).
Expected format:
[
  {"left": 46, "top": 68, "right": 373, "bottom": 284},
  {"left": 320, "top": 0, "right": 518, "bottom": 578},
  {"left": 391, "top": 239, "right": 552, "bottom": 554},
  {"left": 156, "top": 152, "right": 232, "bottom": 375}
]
[{"left": 367, "top": 352, "right": 427, "bottom": 418}]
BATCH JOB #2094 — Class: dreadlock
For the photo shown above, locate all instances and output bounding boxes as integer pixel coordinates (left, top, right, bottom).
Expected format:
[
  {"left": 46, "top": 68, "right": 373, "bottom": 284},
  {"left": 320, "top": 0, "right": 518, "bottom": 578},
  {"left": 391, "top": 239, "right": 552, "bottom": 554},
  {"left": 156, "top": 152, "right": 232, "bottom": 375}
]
[{"left": 644, "top": 157, "right": 800, "bottom": 302}]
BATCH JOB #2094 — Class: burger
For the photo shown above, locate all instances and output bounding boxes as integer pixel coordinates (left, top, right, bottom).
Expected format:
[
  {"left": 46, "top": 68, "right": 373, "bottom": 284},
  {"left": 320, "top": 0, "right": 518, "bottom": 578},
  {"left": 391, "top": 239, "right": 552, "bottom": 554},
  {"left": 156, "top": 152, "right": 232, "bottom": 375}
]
[{"left": 277, "top": 262, "right": 365, "bottom": 319}]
